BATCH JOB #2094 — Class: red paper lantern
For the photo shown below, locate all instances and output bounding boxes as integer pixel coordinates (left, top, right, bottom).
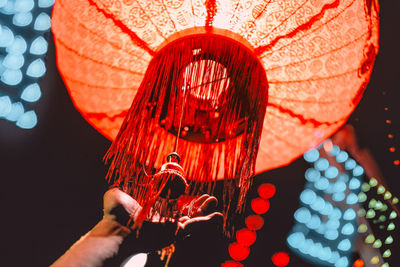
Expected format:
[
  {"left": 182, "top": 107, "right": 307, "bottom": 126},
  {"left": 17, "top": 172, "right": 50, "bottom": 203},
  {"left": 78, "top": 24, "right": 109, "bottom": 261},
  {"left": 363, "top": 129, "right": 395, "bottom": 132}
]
[
  {"left": 52, "top": 0, "right": 379, "bottom": 175},
  {"left": 51, "top": 1, "right": 379, "bottom": 223}
]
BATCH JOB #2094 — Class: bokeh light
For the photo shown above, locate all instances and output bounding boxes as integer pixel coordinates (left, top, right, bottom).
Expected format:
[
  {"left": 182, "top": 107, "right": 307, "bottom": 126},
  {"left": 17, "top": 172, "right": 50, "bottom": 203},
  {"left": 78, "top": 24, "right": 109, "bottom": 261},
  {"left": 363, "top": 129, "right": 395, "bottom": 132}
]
[{"left": 271, "top": 252, "right": 290, "bottom": 267}]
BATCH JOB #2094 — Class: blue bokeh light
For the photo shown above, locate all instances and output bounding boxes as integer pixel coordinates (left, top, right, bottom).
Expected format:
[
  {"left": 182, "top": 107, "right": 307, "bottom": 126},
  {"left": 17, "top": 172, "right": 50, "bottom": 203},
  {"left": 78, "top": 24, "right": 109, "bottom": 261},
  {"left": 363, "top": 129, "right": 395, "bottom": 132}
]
[
  {"left": 13, "top": 12, "right": 33, "bottom": 27},
  {"left": 0, "top": 0, "right": 7, "bottom": 8},
  {"left": 30, "top": 36, "right": 48, "bottom": 55},
  {"left": 324, "top": 230, "right": 339, "bottom": 240},
  {"left": 346, "top": 193, "right": 358, "bottom": 205},
  {"left": 34, "top": 12, "right": 51, "bottom": 31},
  {"left": 326, "top": 219, "right": 340, "bottom": 229},
  {"left": 0, "top": 95, "right": 12, "bottom": 116},
  {"left": 320, "top": 202, "right": 333, "bottom": 216},
  {"left": 337, "top": 239, "right": 351, "bottom": 251},
  {"left": 0, "top": 26, "right": 15, "bottom": 47},
  {"left": 314, "top": 158, "right": 329, "bottom": 171},
  {"left": 0, "top": 57, "right": 6, "bottom": 75},
  {"left": 305, "top": 168, "right": 321, "bottom": 182},
  {"left": 16, "top": 110, "right": 37, "bottom": 129},
  {"left": 0, "top": 2, "right": 15, "bottom": 15},
  {"left": 325, "top": 166, "right": 339, "bottom": 179},
  {"left": 343, "top": 208, "right": 356, "bottom": 221},
  {"left": 304, "top": 149, "right": 320, "bottom": 163},
  {"left": 329, "top": 145, "right": 340, "bottom": 156},
  {"left": 336, "top": 257, "right": 349, "bottom": 267},
  {"left": 14, "top": 0, "right": 35, "bottom": 13},
  {"left": 3, "top": 53, "right": 24, "bottom": 69},
  {"left": 300, "top": 189, "right": 317, "bottom": 205},
  {"left": 26, "top": 58, "right": 46, "bottom": 77},
  {"left": 1, "top": 68, "right": 23, "bottom": 85},
  {"left": 287, "top": 232, "right": 305, "bottom": 249},
  {"left": 341, "top": 223, "right": 355, "bottom": 235},
  {"left": 39, "top": 0, "right": 55, "bottom": 8},
  {"left": 336, "top": 151, "right": 349, "bottom": 163},
  {"left": 333, "top": 181, "right": 346, "bottom": 192},
  {"left": 6, "top": 35, "right": 27, "bottom": 54},
  {"left": 315, "top": 177, "right": 329, "bottom": 190},
  {"left": 294, "top": 207, "right": 312, "bottom": 224},
  {"left": 332, "top": 192, "right": 345, "bottom": 202},
  {"left": 328, "top": 251, "right": 340, "bottom": 264},
  {"left": 348, "top": 178, "right": 361, "bottom": 190},
  {"left": 353, "top": 165, "right": 364, "bottom": 176},
  {"left": 306, "top": 215, "right": 321, "bottom": 230},
  {"left": 299, "top": 239, "right": 313, "bottom": 254},
  {"left": 337, "top": 173, "right": 349, "bottom": 182},
  {"left": 344, "top": 158, "right": 356, "bottom": 170},
  {"left": 329, "top": 208, "right": 342, "bottom": 220},
  {"left": 5, "top": 101, "right": 24, "bottom": 121},
  {"left": 315, "top": 223, "right": 325, "bottom": 235},
  {"left": 310, "top": 197, "right": 326, "bottom": 212},
  {"left": 320, "top": 247, "right": 332, "bottom": 261},
  {"left": 21, "top": 83, "right": 41, "bottom": 102}
]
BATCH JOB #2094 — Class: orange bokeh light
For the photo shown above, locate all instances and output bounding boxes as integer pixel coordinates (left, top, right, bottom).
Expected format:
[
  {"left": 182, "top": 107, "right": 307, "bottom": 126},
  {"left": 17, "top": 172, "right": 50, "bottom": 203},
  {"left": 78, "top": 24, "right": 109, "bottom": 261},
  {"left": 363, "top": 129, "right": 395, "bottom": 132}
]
[{"left": 353, "top": 258, "right": 364, "bottom": 267}]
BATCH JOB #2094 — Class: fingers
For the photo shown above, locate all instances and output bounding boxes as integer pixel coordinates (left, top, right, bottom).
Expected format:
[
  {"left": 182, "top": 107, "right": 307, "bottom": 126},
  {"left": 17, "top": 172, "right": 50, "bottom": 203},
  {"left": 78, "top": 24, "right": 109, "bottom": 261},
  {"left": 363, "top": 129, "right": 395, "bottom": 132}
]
[
  {"left": 103, "top": 188, "right": 142, "bottom": 223},
  {"left": 178, "top": 212, "right": 223, "bottom": 229},
  {"left": 187, "top": 194, "right": 218, "bottom": 217},
  {"left": 197, "top": 196, "right": 218, "bottom": 213}
]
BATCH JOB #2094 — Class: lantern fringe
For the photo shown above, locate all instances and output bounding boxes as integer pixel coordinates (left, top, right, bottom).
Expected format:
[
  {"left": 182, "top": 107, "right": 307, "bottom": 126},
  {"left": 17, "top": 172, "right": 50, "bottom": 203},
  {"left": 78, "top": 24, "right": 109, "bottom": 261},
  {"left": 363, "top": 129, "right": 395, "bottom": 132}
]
[{"left": 104, "top": 35, "right": 268, "bottom": 233}]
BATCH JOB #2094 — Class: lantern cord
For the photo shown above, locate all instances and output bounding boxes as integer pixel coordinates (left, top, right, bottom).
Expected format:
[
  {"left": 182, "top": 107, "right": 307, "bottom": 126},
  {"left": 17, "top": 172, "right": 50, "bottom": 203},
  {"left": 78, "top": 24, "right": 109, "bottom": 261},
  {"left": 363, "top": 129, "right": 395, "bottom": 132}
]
[{"left": 174, "top": 84, "right": 189, "bottom": 153}]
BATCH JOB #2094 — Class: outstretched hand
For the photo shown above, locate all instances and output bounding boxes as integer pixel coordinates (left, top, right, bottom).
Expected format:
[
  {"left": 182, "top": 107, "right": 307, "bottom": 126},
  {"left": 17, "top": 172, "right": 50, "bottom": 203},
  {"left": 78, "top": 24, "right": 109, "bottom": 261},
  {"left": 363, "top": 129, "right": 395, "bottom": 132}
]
[{"left": 103, "top": 188, "right": 222, "bottom": 231}]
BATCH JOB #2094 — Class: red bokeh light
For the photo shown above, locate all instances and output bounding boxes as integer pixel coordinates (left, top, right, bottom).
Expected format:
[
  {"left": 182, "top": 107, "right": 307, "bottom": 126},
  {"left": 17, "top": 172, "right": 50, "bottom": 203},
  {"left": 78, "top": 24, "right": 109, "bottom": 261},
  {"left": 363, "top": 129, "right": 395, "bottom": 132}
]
[
  {"left": 245, "top": 215, "right": 264, "bottom": 231},
  {"left": 257, "top": 183, "right": 276, "bottom": 199},
  {"left": 236, "top": 228, "right": 257, "bottom": 247},
  {"left": 221, "top": 260, "right": 243, "bottom": 267},
  {"left": 228, "top": 242, "right": 250, "bottom": 261},
  {"left": 271, "top": 252, "right": 290, "bottom": 267},
  {"left": 394, "top": 160, "right": 399, "bottom": 166},
  {"left": 353, "top": 258, "right": 364, "bottom": 267},
  {"left": 251, "top": 198, "right": 270, "bottom": 214}
]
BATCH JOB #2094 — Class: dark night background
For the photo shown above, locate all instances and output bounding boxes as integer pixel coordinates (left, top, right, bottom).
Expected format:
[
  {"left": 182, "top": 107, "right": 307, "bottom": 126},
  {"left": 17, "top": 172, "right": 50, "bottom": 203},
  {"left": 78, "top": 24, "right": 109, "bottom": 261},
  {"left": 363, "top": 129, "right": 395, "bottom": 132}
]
[{"left": 0, "top": 1, "right": 399, "bottom": 266}]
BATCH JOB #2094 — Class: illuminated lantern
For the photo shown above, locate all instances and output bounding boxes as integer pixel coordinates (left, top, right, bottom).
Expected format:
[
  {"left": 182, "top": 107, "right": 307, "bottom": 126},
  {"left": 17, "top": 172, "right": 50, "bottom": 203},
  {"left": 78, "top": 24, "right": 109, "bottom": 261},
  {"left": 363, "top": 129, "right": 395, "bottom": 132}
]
[{"left": 51, "top": 0, "right": 379, "bottom": 220}]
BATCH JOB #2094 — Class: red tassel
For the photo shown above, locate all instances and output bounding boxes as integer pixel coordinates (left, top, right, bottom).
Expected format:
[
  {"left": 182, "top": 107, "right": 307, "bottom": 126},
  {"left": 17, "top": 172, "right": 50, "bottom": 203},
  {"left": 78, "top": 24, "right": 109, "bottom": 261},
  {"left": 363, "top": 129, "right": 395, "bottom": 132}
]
[{"left": 105, "top": 33, "right": 268, "bottom": 232}]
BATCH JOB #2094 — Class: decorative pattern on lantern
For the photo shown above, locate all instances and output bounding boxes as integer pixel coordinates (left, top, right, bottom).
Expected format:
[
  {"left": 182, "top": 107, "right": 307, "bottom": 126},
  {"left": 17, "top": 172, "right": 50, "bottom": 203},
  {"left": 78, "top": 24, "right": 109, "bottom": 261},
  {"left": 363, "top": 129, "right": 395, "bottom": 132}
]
[{"left": 51, "top": 0, "right": 380, "bottom": 221}]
